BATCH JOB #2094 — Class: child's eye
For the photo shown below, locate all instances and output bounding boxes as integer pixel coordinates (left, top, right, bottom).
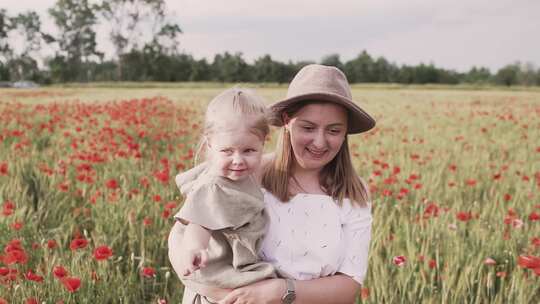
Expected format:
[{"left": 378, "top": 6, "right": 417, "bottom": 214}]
[
  {"left": 220, "top": 149, "right": 233, "bottom": 154},
  {"left": 244, "top": 148, "right": 257, "bottom": 153},
  {"left": 329, "top": 129, "right": 342, "bottom": 135},
  {"left": 302, "top": 126, "right": 314, "bottom": 131}
]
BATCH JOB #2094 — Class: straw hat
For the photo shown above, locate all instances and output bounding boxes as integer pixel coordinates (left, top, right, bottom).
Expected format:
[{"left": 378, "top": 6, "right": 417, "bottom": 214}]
[{"left": 269, "top": 64, "right": 375, "bottom": 134}]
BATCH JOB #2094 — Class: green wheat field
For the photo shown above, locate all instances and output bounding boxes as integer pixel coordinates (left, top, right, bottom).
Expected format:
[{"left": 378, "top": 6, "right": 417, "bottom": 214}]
[{"left": 0, "top": 85, "right": 539, "bottom": 303}]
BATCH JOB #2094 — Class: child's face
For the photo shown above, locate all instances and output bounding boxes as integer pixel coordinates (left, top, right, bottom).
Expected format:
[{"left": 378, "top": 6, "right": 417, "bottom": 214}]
[{"left": 207, "top": 127, "right": 264, "bottom": 181}]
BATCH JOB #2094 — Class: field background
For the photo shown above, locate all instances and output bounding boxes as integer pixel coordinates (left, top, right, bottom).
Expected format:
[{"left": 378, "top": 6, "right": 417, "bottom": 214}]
[{"left": 0, "top": 85, "right": 539, "bottom": 303}]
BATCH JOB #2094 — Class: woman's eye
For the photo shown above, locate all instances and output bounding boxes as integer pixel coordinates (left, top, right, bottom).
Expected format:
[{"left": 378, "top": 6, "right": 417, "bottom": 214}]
[
  {"left": 329, "top": 129, "right": 342, "bottom": 134},
  {"left": 302, "top": 126, "right": 314, "bottom": 131}
]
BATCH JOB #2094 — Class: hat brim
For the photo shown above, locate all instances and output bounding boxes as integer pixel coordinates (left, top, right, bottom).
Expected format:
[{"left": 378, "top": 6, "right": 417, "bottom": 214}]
[{"left": 268, "top": 92, "right": 376, "bottom": 134}]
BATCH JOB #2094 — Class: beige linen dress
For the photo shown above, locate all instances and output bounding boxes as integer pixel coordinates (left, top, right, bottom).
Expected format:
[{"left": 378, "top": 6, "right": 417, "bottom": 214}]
[{"left": 173, "top": 165, "right": 275, "bottom": 304}]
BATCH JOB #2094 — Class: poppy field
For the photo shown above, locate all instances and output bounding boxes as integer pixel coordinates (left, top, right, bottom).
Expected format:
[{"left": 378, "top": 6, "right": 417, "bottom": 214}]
[{"left": 0, "top": 85, "right": 539, "bottom": 303}]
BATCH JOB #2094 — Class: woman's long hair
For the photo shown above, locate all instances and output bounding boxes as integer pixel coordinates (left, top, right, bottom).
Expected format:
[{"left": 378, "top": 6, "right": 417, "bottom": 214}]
[{"left": 262, "top": 101, "right": 370, "bottom": 207}]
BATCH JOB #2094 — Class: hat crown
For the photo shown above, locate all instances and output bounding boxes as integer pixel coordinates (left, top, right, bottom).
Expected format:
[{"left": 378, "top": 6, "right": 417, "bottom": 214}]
[{"left": 287, "top": 64, "right": 352, "bottom": 100}]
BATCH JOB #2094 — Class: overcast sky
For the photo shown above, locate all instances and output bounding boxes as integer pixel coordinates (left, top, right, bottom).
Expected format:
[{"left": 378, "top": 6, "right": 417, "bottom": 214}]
[{"left": 3, "top": 0, "right": 539, "bottom": 72}]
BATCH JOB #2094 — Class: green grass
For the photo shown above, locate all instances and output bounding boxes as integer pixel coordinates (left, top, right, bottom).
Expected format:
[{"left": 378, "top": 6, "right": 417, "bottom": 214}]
[{"left": 0, "top": 86, "right": 539, "bottom": 303}]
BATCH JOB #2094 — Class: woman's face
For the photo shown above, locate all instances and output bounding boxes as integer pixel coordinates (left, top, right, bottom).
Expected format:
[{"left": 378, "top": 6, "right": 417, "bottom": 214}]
[{"left": 285, "top": 103, "right": 348, "bottom": 172}]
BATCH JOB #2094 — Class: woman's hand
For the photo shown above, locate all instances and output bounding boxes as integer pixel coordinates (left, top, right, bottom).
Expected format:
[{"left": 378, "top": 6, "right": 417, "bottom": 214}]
[{"left": 218, "top": 278, "right": 285, "bottom": 304}]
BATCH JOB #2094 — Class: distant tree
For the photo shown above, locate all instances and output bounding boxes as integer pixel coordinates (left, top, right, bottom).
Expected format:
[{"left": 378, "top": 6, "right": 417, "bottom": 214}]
[
  {"left": 211, "top": 52, "right": 250, "bottom": 82},
  {"left": 119, "top": 49, "right": 146, "bottom": 81},
  {"left": 6, "top": 11, "right": 44, "bottom": 81},
  {"left": 464, "top": 66, "right": 492, "bottom": 84},
  {"left": 320, "top": 54, "right": 344, "bottom": 71},
  {"left": 0, "top": 9, "right": 13, "bottom": 66},
  {"left": 516, "top": 62, "right": 537, "bottom": 86},
  {"left": 413, "top": 63, "right": 439, "bottom": 84},
  {"left": 99, "top": 0, "right": 181, "bottom": 80},
  {"left": 0, "top": 62, "right": 8, "bottom": 81},
  {"left": 190, "top": 58, "right": 211, "bottom": 81},
  {"left": 344, "top": 50, "right": 375, "bottom": 83},
  {"left": 495, "top": 64, "right": 519, "bottom": 86},
  {"left": 251, "top": 55, "right": 280, "bottom": 82},
  {"left": 372, "top": 57, "right": 397, "bottom": 82},
  {"left": 48, "top": 0, "right": 102, "bottom": 82}
]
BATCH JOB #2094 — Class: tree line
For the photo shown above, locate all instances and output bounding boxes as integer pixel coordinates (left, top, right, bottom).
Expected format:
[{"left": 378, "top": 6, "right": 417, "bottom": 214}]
[{"left": 1, "top": 0, "right": 539, "bottom": 86}]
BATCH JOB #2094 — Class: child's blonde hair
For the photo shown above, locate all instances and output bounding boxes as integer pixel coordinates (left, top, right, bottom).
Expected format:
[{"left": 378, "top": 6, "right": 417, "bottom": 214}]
[{"left": 195, "top": 87, "right": 269, "bottom": 163}]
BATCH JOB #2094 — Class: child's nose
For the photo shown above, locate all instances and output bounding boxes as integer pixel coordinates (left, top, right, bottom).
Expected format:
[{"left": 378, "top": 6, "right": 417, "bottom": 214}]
[{"left": 232, "top": 154, "right": 244, "bottom": 165}]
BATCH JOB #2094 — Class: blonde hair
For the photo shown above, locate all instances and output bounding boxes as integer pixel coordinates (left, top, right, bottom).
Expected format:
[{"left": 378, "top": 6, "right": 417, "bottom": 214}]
[
  {"left": 195, "top": 87, "right": 269, "bottom": 163},
  {"left": 262, "top": 101, "right": 370, "bottom": 207}
]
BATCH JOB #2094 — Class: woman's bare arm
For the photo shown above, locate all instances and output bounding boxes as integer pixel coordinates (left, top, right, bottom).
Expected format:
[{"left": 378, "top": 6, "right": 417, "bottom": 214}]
[{"left": 219, "top": 274, "right": 360, "bottom": 304}]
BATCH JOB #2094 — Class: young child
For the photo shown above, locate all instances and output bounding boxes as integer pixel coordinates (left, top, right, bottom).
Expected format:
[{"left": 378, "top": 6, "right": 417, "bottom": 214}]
[{"left": 170, "top": 87, "right": 275, "bottom": 303}]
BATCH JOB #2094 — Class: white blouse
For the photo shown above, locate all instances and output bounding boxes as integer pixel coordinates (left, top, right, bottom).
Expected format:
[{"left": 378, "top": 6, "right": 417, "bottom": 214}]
[{"left": 260, "top": 190, "right": 372, "bottom": 285}]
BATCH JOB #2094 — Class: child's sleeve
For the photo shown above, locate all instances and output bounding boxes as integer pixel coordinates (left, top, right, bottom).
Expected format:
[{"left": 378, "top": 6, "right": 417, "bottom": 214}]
[
  {"left": 174, "top": 182, "right": 261, "bottom": 231},
  {"left": 336, "top": 201, "right": 372, "bottom": 286}
]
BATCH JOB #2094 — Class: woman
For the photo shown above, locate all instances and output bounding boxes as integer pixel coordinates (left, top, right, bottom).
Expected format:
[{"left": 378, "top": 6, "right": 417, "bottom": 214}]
[{"left": 169, "top": 64, "right": 376, "bottom": 304}]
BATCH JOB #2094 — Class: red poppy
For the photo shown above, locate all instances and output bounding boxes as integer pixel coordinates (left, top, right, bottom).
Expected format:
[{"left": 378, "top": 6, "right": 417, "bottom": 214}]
[
  {"left": 10, "top": 221, "right": 23, "bottom": 230},
  {"left": 141, "top": 267, "right": 156, "bottom": 278},
  {"left": 465, "top": 179, "right": 477, "bottom": 186},
  {"left": 392, "top": 255, "right": 407, "bottom": 267},
  {"left": 164, "top": 202, "right": 177, "bottom": 210},
  {"left": 428, "top": 259, "right": 437, "bottom": 269},
  {"left": 360, "top": 287, "right": 369, "bottom": 300},
  {"left": 70, "top": 237, "right": 88, "bottom": 250},
  {"left": 61, "top": 277, "right": 81, "bottom": 292},
  {"left": 0, "top": 162, "right": 7, "bottom": 175},
  {"left": 53, "top": 266, "right": 68, "bottom": 279},
  {"left": 423, "top": 203, "right": 440, "bottom": 219},
  {"left": 456, "top": 211, "right": 473, "bottom": 222},
  {"left": 503, "top": 193, "right": 512, "bottom": 202},
  {"left": 24, "top": 270, "right": 44, "bottom": 282},
  {"left": 154, "top": 169, "right": 169, "bottom": 184},
  {"left": 2, "top": 201, "right": 14, "bottom": 216},
  {"left": 106, "top": 179, "right": 119, "bottom": 190},
  {"left": 0, "top": 298, "right": 7, "bottom": 304},
  {"left": 496, "top": 271, "right": 506, "bottom": 278},
  {"left": 518, "top": 255, "right": 540, "bottom": 269},
  {"left": 532, "top": 237, "right": 540, "bottom": 248},
  {"left": 529, "top": 212, "right": 540, "bottom": 222},
  {"left": 26, "top": 298, "right": 39, "bottom": 304},
  {"left": 93, "top": 245, "right": 113, "bottom": 260},
  {"left": 3, "top": 249, "right": 28, "bottom": 265},
  {"left": 47, "top": 239, "right": 58, "bottom": 249}
]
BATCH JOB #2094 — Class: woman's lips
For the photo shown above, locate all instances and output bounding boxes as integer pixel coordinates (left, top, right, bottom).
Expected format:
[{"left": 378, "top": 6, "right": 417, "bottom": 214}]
[{"left": 306, "top": 147, "right": 327, "bottom": 158}]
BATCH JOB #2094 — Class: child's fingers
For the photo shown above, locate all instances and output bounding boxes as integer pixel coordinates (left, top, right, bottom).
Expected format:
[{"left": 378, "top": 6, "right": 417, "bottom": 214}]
[{"left": 199, "top": 249, "right": 209, "bottom": 268}]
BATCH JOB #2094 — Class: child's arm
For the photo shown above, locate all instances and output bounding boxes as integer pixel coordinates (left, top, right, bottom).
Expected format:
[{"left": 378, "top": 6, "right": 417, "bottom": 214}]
[{"left": 178, "top": 220, "right": 211, "bottom": 276}]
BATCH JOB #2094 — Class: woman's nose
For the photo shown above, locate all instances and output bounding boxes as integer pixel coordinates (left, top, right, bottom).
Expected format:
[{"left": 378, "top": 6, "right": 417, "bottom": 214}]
[{"left": 312, "top": 130, "right": 327, "bottom": 149}]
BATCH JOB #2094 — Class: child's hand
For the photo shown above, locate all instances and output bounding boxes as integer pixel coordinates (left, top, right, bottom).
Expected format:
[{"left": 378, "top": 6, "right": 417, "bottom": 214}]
[{"left": 180, "top": 248, "right": 209, "bottom": 276}]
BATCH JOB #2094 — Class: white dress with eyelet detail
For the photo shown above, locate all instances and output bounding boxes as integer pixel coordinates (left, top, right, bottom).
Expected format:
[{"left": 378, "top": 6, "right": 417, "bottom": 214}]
[{"left": 260, "top": 189, "right": 372, "bottom": 285}]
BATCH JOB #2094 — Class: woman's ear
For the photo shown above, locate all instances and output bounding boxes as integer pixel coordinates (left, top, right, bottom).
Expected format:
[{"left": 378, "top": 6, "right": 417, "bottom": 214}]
[{"left": 282, "top": 113, "right": 291, "bottom": 129}]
